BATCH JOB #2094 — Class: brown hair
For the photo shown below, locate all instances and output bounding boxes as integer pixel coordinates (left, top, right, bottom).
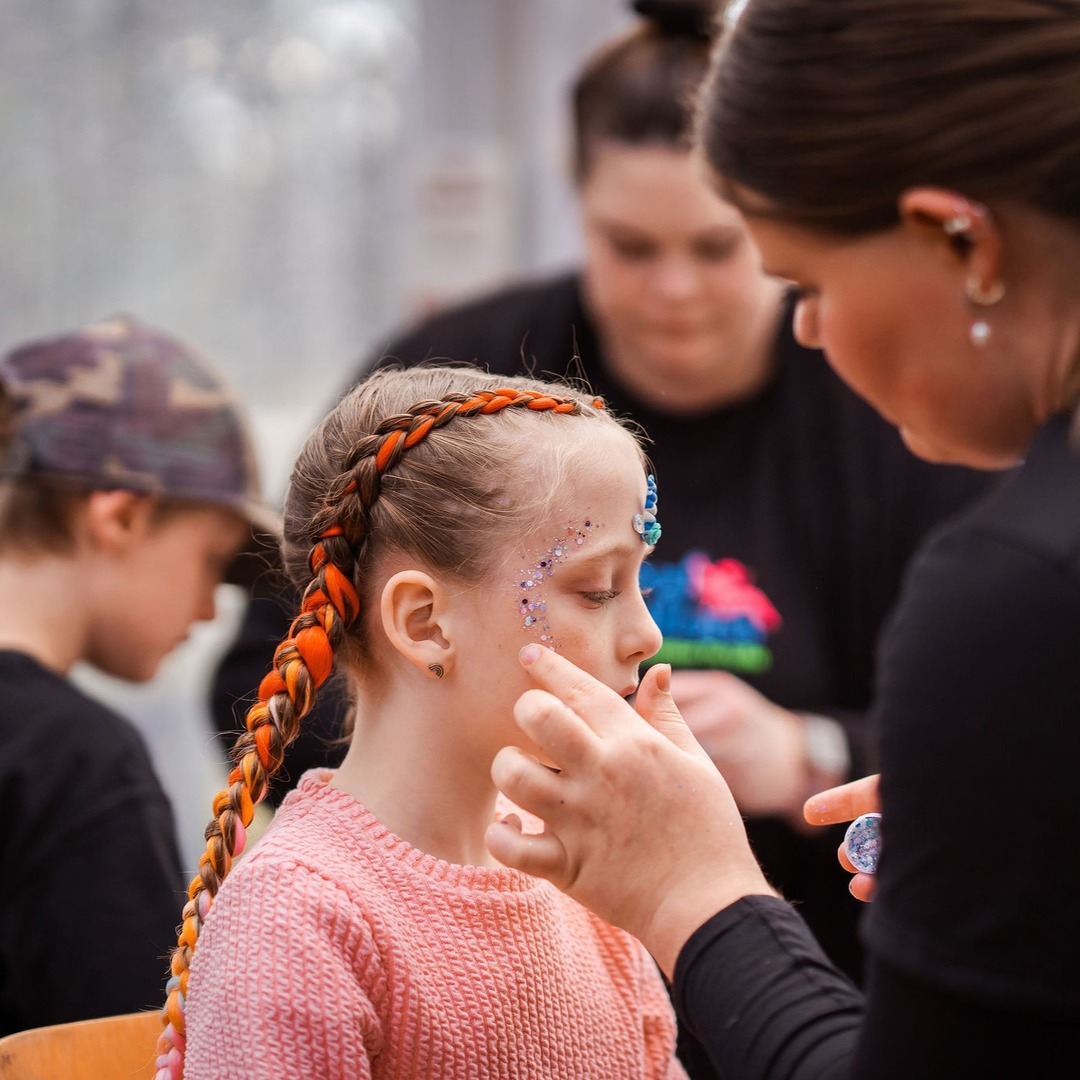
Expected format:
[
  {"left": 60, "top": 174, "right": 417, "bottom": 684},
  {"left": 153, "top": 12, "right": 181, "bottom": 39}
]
[
  {"left": 572, "top": 1, "right": 717, "bottom": 181},
  {"left": 159, "top": 365, "right": 645, "bottom": 1067},
  {"left": 698, "top": 0, "right": 1080, "bottom": 235},
  {"left": 0, "top": 381, "right": 82, "bottom": 552}
]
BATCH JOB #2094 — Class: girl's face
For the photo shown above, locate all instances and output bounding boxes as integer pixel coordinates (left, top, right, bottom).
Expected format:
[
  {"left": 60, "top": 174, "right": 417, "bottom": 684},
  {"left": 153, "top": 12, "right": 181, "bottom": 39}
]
[
  {"left": 578, "top": 144, "right": 784, "bottom": 406},
  {"left": 742, "top": 211, "right": 1035, "bottom": 469},
  {"left": 451, "top": 428, "right": 662, "bottom": 756}
]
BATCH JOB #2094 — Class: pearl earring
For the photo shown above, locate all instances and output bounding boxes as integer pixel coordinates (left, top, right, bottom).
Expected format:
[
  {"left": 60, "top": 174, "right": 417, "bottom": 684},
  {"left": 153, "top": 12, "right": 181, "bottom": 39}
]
[{"left": 965, "top": 279, "right": 1005, "bottom": 348}]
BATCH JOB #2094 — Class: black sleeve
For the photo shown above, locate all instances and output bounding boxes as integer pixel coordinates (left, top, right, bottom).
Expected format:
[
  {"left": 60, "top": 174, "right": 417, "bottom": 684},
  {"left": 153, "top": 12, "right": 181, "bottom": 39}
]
[
  {"left": 673, "top": 901, "right": 1071, "bottom": 1080},
  {"left": 673, "top": 896, "right": 862, "bottom": 1080}
]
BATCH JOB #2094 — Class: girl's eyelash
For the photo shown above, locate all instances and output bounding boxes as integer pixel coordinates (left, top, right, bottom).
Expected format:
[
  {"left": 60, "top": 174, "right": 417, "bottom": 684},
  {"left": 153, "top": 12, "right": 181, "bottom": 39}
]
[
  {"left": 582, "top": 589, "right": 619, "bottom": 606},
  {"left": 640, "top": 586, "right": 654, "bottom": 600}
]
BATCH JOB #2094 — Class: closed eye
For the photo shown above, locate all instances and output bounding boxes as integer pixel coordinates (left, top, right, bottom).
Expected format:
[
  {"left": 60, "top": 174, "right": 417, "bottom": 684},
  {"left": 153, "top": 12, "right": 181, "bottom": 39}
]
[{"left": 582, "top": 589, "right": 619, "bottom": 607}]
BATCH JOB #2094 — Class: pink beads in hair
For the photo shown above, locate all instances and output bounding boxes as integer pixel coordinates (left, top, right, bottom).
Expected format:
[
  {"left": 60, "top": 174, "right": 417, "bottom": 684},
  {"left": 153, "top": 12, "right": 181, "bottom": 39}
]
[
  {"left": 231, "top": 818, "right": 247, "bottom": 857},
  {"left": 154, "top": 1044, "right": 182, "bottom": 1079}
]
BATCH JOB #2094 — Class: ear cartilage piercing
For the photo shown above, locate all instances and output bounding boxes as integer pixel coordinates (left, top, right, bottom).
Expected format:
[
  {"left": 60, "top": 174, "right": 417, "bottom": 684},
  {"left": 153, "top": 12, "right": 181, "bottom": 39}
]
[
  {"left": 844, "top": 812, "right": 883, "bottom": 874},
  {"left": 427, "top": 663, "right": 444, "bottom": 679},
  {"left": 943, "top": 213, "right": 972, "bottom": 237}
]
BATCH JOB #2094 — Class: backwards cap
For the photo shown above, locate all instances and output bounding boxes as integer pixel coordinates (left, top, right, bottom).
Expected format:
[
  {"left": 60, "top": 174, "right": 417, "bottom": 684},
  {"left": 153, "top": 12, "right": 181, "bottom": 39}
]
[{"left": 0, "top": 315, "right": 280, "bottom": 576}]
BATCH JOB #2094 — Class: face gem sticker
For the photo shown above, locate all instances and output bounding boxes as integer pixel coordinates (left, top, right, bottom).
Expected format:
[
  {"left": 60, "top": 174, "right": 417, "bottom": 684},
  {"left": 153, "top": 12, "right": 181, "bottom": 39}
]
[
  {"left": 632, "top": 474, "right": 662, "bottom": 546},
  {"left": 514, "top": 521, "right": 598, "bottom": 649}
]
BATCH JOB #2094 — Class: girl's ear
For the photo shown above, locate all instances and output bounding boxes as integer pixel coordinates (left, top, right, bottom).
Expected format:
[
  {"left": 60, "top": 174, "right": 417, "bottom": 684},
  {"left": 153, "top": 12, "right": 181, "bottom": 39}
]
[
  {"left": 82, "top": 490, "right": 155, "bottom": 553},
  {"left": 380, "top": 569, "right": 454, "bottom": 678},
  {"left": 898, "top": 186, "right": 1005, "bottom": 294}
]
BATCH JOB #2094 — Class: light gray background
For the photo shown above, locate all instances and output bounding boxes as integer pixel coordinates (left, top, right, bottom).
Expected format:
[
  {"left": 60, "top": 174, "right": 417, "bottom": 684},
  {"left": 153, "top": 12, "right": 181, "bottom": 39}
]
[{"left": 0, "top": 0, "right": 637, "bottom": 866}]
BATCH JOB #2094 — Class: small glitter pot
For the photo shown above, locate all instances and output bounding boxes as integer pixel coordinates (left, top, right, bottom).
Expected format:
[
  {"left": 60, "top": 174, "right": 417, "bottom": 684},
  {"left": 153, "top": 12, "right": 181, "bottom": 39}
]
[{"left": 843, "top": 812, "right": 883, "bottom": 874}]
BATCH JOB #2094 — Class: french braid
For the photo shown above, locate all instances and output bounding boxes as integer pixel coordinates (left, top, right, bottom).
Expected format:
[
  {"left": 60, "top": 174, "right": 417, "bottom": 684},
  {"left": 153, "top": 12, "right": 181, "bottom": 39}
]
[{"left": 156, "top": 377, "right": 606, "bottom": 1078}]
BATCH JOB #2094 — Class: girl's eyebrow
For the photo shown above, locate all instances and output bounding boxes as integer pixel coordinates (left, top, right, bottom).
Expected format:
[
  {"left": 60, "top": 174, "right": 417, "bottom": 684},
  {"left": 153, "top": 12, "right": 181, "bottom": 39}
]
[{"left": 565, "top": 540, "right": 644, "bottom": 570}]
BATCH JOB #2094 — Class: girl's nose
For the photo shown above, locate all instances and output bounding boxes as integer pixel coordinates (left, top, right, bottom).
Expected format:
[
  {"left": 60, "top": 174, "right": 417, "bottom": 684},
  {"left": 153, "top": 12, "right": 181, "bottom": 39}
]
[{"left": 626, "top": 589, "right": 663, "bottom": 665}]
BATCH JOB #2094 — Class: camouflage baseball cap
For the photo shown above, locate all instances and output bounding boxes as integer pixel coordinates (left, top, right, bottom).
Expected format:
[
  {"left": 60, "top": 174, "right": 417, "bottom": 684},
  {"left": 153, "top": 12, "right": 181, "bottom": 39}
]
[{"left": 0, "top": 315, "right": 281, "bottom": 577}]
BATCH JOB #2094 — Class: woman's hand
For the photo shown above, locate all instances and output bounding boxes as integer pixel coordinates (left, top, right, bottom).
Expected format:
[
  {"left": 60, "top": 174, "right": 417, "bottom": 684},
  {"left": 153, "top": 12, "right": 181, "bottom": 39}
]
[
  {"left": 803, "top": 774, "right": 880, "bottom": 902},
  {"left": 486, "top": 644, "right": 775, "bottom": 978}
]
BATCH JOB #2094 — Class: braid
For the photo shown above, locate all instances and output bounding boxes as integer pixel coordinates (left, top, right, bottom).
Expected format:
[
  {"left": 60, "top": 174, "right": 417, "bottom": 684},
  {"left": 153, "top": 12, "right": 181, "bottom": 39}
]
[{"left": 157, "top": 383, "right": 600, "bottom": 1076}]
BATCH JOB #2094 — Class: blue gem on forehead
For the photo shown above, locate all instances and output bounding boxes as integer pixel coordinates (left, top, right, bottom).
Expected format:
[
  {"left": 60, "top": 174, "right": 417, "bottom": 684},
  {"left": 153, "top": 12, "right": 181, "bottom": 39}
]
[{"left": 633, "top": 474, "right": 662, "bottom": 545}]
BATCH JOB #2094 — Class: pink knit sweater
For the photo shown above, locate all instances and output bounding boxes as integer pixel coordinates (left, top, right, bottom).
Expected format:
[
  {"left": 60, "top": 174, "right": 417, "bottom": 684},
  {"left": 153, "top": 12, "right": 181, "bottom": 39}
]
[{"left": 185, "top": 771, "right": 688, "bottom": 1079}]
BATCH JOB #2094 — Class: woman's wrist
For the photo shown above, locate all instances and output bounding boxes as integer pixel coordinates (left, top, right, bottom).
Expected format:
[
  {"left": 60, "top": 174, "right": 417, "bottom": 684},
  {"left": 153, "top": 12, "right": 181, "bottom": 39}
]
[{"left": 644, "top": 866, "right": 778, "bottom": 979}]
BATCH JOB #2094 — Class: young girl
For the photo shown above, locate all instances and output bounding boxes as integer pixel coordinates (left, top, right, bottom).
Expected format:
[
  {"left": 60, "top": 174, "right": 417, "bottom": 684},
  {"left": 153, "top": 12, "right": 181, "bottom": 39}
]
[
  {"left": 159, "top": 366, "right": 686, "bottom": 1078},
  {"left": 0, "top": 314, "right": 273, "bottom": 1035}
]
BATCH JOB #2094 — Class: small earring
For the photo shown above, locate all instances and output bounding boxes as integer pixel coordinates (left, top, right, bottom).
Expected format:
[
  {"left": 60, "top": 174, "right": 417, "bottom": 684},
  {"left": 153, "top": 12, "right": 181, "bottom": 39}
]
[
  {"left": 943, "top": 213, "right": 972, "bottom": 237},
  {"left": 427, "top": 663, "right": 444, "bottom": 679},
  {"left": 966, "top": 279, "right": 1006, "bottom": 306},
  {"left": 964, "top": 278, "right": 1005, "bottom": 347}
]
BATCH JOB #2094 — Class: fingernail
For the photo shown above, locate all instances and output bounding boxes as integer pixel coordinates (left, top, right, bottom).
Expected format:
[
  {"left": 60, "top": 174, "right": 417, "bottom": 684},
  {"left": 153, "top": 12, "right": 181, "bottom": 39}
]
[
  {"left": 520, "top": 643, "right": 542, "bottom": 665},
  {"left": 656, "top": 663, "right": 671, "bottom": 693}
]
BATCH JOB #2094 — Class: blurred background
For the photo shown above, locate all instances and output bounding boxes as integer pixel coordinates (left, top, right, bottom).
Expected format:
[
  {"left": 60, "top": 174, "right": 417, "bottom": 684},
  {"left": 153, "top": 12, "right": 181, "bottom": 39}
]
[{"left": 0, "top": 0, "right": 633, "bottom": 864}]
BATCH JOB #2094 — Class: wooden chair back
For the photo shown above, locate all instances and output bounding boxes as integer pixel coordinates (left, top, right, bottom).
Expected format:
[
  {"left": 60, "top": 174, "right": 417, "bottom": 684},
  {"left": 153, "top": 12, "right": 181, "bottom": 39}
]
[{"left": 0, "top": 1011, "right": 161, "bottom": 1079}]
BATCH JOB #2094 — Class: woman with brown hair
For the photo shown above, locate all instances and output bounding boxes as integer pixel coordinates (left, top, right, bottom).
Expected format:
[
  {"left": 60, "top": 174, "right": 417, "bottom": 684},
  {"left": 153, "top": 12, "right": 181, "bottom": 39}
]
[{"left": 487, "top": 1, "right": 1080, "bottom": 1076}]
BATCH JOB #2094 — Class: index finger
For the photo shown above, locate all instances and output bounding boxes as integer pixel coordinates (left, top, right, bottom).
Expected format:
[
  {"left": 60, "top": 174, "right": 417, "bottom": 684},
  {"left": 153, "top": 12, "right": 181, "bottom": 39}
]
[
  {"left": 519, "top": 643, "right": 638, "bottom": 738},
  {"left": 803, "top": 773, "right": 880, "bottom": 826}
]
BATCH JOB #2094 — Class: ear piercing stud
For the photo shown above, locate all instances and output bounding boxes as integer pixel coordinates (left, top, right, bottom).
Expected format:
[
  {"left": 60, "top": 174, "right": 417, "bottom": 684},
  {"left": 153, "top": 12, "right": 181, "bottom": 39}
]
[
  {"left": 427, "top": 663, "right": 444, "bottom": 679},
  {"left": 943, "top": 213, "right": 972, "bottom": 237},
  {"left": 966, "top": 279, "right": 1005, "bottom": 306}
]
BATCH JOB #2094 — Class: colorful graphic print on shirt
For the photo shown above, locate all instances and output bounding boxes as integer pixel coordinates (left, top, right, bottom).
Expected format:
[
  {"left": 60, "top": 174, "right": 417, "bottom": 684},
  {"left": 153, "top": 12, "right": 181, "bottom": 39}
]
[{"left": 641, "top": 552, "right": 781, "bottom": 673}]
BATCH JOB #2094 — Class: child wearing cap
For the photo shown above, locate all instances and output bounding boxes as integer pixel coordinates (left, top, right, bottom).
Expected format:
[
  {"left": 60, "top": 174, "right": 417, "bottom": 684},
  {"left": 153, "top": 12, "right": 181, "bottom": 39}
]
[{"left": 0, "top": 315, "right": 276, "bottom": 1036}]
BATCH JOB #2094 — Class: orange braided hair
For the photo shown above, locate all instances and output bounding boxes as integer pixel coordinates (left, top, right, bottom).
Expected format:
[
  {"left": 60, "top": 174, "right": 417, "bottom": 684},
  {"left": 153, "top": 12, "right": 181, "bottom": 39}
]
[{"left": 157, "top": 385, "right": 603, "bottom": 1073}]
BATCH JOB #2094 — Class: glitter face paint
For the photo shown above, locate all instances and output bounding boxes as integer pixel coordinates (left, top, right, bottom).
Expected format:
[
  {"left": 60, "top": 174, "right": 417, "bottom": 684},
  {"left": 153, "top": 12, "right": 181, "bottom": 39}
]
[{"left": 515, "top": 520, "right": 598, "bottom": 649}]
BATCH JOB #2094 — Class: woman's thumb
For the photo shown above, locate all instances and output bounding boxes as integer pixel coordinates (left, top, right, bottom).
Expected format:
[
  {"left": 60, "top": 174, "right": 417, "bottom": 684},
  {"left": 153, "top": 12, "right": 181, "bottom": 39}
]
[{"left": 635, "top": 664, "right": 712, "bottom": 763}]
